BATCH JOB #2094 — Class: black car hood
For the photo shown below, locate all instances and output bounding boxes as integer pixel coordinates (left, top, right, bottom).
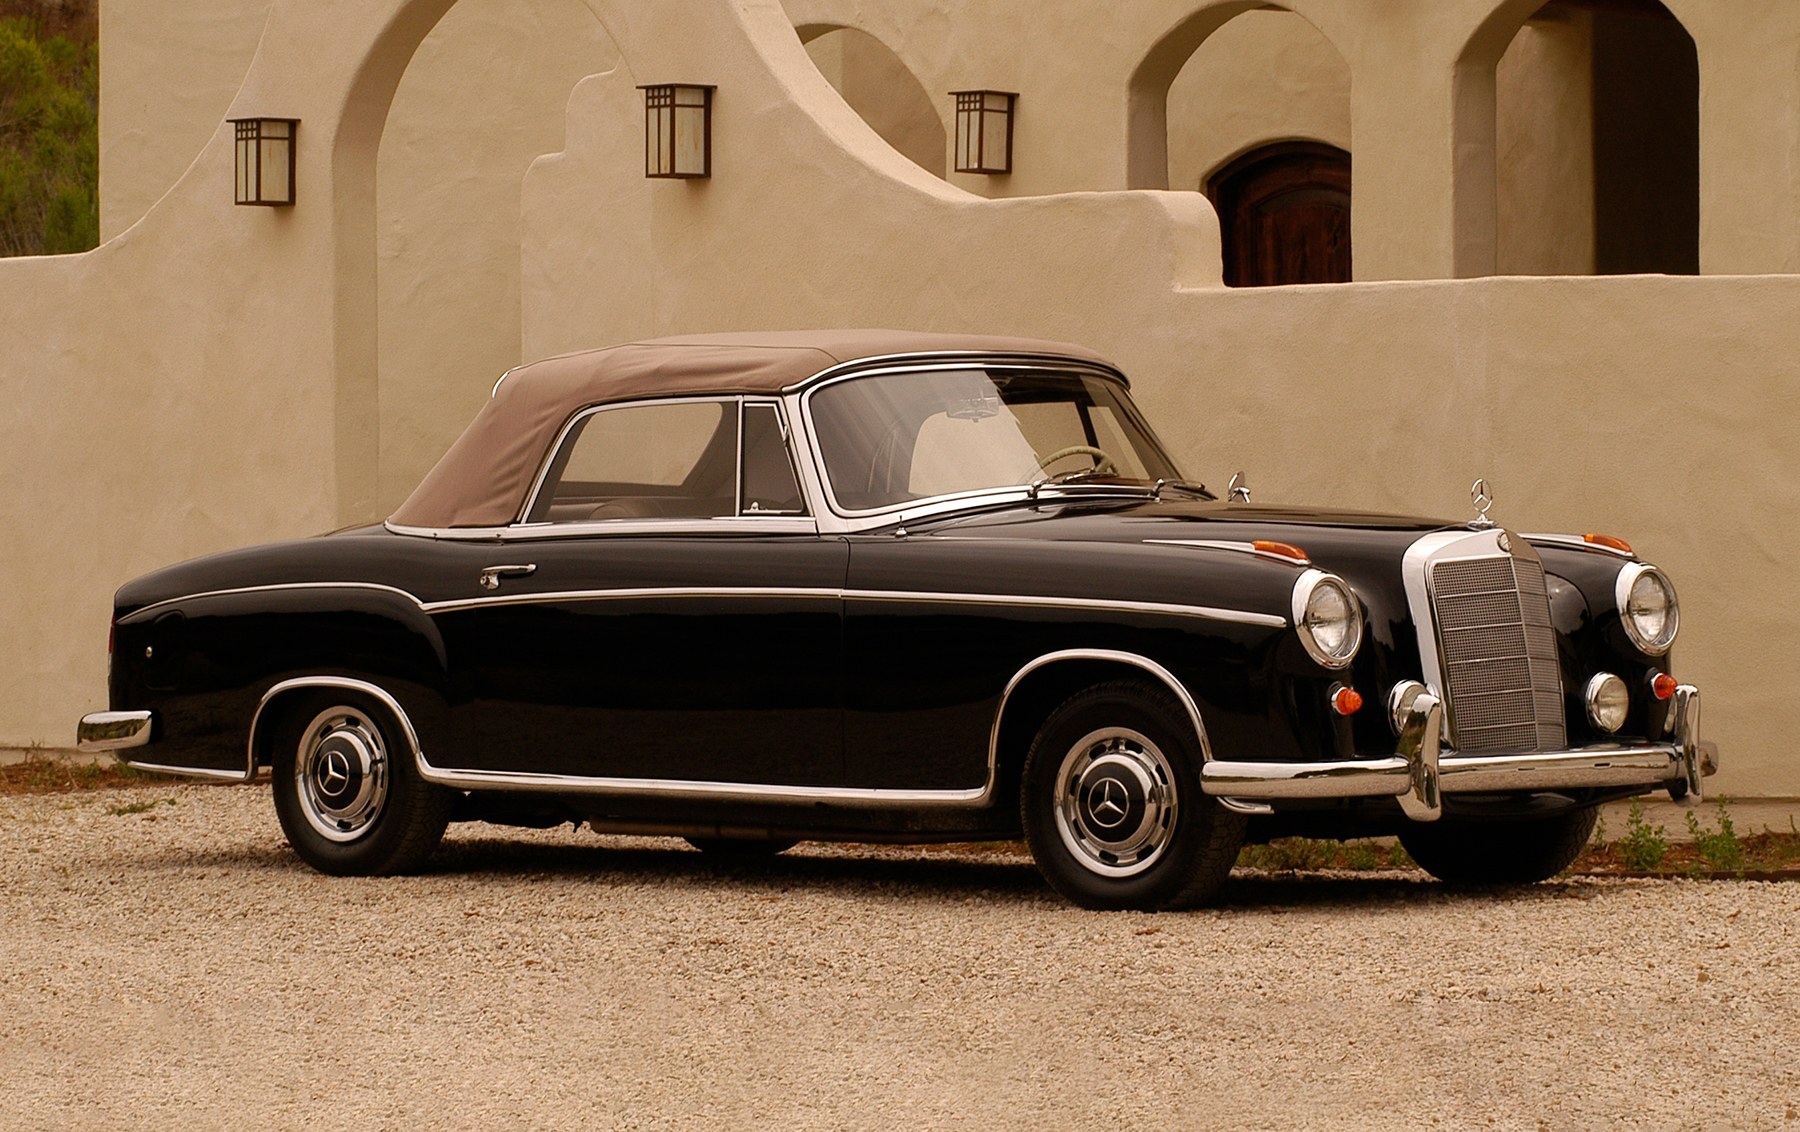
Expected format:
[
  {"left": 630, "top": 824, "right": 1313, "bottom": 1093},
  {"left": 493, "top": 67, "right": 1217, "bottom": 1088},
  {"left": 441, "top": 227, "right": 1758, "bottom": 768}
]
[{"left": 923, "top": 497, "right": 1453, "bottom": 562}]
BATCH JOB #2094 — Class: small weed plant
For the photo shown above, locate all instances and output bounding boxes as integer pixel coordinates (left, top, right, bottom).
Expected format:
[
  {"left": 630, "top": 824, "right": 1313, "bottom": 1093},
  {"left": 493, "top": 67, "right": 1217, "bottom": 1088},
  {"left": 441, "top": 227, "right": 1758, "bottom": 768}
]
[
  {"left": 1686, "top": 800, "right": 1744, "bottom": 875},
  {"left": 1617, "top": 798, "right": 1669, "bottom": 872}
]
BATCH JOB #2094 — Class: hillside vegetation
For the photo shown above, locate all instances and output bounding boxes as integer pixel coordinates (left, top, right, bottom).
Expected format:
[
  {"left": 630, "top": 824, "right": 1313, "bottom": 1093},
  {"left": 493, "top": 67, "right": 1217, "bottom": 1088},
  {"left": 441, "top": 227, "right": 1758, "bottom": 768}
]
[{"left": 0, "top": 0, "right": 97, "bottom": 256}]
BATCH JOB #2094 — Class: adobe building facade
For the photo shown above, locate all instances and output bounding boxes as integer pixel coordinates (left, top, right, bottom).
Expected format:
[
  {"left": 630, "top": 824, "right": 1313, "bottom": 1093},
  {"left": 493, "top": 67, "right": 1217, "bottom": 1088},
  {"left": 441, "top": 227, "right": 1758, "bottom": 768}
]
[{"left": 4, "top": 0, "right": 1796, "bottom": 812}]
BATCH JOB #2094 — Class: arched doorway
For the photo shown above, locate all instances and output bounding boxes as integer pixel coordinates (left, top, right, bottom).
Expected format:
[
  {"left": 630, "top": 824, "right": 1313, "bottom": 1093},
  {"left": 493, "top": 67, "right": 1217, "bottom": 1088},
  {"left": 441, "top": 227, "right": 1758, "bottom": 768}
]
[
  {"left": 375, "top": 0, "right": 618, "bottom": 510},
  {"left": 797, "top": 25, "right": 945, "bottom": 178},
  {"left": 1207, "top": 141, "right": 1350, "bottom": 286},
  {"left": 1135, "top": 5, "right": 1353, "bottom": 283},
  {"left": 1493, "top": 0, "right": 1697, "bottom": 275}
]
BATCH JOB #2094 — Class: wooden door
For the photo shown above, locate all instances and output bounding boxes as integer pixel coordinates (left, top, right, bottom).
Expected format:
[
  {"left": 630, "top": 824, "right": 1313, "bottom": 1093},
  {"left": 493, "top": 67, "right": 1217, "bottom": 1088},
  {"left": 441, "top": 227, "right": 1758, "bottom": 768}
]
[{"left": 1206, "top": 142, "right": 1351, "bottom": 287}]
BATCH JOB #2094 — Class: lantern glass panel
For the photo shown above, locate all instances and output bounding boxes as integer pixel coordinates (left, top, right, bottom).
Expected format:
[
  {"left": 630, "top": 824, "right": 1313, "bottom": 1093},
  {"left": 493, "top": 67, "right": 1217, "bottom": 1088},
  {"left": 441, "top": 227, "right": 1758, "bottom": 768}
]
[
  {"left": 259, "top": 120, "right": 293, "bottom": 204},
  {"left": 641, "top": 85, "right": 712, "bottom": 178},
  {"left": 952, "top": 91, "right": 1013, "bottom": 174}
]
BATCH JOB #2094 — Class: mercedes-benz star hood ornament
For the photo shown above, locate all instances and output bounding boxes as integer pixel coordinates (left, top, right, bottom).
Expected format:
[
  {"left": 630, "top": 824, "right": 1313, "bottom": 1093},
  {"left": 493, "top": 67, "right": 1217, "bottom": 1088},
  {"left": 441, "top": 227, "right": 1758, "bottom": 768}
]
[{"left": 1469, "top": 478, "right": 1496, "bottom": 530}]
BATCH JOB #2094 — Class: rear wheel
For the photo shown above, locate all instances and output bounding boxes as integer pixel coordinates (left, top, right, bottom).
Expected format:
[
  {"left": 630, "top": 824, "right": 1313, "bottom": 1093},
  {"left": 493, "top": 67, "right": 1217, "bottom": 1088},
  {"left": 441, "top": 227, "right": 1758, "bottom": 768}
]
[
  {"left": 1021, "top": 680, "right": 1245, "bottom": 911},
  {"left": 271, "top": 694, "right": 453, "bottom": 876},
  {"left": 1399, "top": 806, "right": 1598, "bottom": 886}
]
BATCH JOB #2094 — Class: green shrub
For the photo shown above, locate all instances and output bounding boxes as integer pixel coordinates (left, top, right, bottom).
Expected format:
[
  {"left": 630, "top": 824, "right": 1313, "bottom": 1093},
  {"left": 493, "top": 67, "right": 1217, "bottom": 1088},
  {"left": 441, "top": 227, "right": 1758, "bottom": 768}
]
[
  {"left": 1686, "top": 801, "right": 1744, "bottom": 875},
  {"left": 1618, "top": 798, "right": 1669, "bottom": 872},
  {"left": 0, "top": 5, "right": 97, "bottom": 256}
]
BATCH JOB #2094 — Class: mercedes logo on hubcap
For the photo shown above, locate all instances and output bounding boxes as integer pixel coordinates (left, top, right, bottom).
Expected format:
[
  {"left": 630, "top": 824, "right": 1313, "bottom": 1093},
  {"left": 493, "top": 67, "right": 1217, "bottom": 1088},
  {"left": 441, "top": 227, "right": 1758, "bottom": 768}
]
[
  {"left": 319, "top": 748, "right": 352, "bottom": 797},
  {"left": 1087, "top": 776, "right": 1130, "bottom": 829}
]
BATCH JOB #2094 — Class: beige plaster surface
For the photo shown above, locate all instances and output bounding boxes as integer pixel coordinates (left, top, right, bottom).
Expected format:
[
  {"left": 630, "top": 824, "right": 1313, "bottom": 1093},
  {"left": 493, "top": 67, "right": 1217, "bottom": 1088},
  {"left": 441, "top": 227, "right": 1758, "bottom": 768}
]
[
  {"left": 802, "top": 27, "right": 946, "bottom": 179},
  {"left": 0, "top": 0, "right": 1794, "bottom": 816},
  {"left": 98, "top": 0, "right": 275, "bottom": 240},
  {"left": 1165, "top": 9, "right": 1350, "bottom": 193}
]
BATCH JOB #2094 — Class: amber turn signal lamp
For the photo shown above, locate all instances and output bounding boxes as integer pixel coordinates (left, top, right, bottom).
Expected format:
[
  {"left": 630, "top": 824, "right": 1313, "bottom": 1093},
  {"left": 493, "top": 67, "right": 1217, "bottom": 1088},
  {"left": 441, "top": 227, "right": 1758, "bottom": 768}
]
[
  {"left": 1584, "top": 533, "right": 1633, "bottom": 554},
  {"left": 1330, "top": 685, "right": 1363, "bottom": 716},
  {"left": 1253, "top": 540, "right": 1309, "bottom": 563},
  {"left": 1652, "top": 673, "right": 1679, "bottom": 701}
]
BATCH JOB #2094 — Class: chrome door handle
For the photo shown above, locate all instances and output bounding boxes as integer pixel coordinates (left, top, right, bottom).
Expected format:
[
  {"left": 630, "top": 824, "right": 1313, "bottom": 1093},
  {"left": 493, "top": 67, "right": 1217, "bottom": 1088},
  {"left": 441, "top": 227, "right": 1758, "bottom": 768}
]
[{"left": 478, "top": 564, "right": 537, "bottom": 591}]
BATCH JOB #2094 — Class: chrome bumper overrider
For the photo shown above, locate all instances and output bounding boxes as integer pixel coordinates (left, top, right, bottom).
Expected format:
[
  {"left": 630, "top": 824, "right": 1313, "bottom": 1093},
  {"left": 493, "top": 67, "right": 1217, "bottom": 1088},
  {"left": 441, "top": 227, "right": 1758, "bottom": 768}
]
[
  {"left": 1202, "top": 685, "right": 1715, "bottom": 822},
  {"left": 76, "top": 710, "right": 156, "bottom": 752}
]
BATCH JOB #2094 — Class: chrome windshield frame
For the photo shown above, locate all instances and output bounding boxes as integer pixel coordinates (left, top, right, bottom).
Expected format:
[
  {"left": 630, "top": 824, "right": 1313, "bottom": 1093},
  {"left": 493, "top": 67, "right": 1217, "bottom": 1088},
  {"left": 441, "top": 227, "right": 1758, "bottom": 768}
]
[{"left": 793, "top": 359, "right": 1186, "bottom": 534}]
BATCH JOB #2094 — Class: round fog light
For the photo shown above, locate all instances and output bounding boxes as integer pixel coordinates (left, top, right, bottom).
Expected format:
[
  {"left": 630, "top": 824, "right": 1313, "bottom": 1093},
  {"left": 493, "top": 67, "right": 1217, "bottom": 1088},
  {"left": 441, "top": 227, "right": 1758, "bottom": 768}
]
[
  {"left": 1585, "top": 673, "right": 1629, "bottom": 733},
  {"left": 1387, "top": 680, "right": 1427, "bottom": 736}
]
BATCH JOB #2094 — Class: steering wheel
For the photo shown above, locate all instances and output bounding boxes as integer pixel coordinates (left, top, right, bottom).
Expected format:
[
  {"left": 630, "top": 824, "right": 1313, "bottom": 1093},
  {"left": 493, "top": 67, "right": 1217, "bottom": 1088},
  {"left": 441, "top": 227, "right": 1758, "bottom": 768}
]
[{"left": 1036, "top": 445, "right": 1117, "bottom": 476}]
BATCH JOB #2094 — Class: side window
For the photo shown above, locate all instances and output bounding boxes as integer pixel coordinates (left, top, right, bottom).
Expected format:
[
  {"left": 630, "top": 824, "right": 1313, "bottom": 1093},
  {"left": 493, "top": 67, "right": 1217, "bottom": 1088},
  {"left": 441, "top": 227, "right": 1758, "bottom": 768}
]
[
  {"left": 740, "top": 404, "right": 806, "bottom": 515},
  {"left": 529, "top": 400, "right": 734, "bottom": 523}
]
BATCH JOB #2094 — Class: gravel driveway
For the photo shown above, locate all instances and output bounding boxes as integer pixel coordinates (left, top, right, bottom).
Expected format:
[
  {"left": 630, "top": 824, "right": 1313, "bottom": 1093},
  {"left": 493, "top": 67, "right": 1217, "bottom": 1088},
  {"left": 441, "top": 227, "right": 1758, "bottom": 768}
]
[{"left": 4, "top": 782, "right": 1797, "bottom": 1129}]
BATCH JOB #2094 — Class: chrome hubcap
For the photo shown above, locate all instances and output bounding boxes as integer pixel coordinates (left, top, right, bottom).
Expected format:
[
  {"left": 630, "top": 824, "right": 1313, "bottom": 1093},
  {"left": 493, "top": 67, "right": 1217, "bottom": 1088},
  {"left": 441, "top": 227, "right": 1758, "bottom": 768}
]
[
  {"left": 295, "top": 707, "right": 389, "bottom": 843},
  {"left": 1053, "top": 727, "right": 1178, "bottom": 878}
]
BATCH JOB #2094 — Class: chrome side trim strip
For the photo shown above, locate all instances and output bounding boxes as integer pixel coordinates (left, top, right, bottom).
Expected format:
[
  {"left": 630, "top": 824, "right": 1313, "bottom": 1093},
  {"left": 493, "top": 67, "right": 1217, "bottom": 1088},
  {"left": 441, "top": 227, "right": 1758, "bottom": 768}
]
[
  {"left": 120, "top": 579, "right": 1285, "bottom": 628},
  {"left": 128, "top": 582, "right": 426, "bottom": 622},
  {"left": 844, "top": 590, "right": 1286, "bottom": 628},
  {"left": 412, "top": 764, "right": 989, "bottom": 807},
  {"left": 77, "top": 710, "right": 155, "bottom": 751},
  {"left": 116, "top": 759, "right": 253, "bottom": 783},
  {"left": 420, "top": 586, "right": 841, "bottom": 615},
  {"left": 250, "top": 677, "right": 426, "bottom": 783}
]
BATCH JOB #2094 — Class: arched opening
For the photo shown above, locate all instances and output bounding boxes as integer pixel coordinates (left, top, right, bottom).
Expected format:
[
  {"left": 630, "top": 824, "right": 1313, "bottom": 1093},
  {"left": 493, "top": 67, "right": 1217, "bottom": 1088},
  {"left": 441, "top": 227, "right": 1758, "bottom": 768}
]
[
  {"left": 374, "top": 0, "right": 618, "bottom": 511},
  {"left": 1494, "top": 0, "right": 1698, "bottom": 275},
  {"left": 1207, "top": 141, "right": 1350, "bottom": 286},
  {"left": 1159, "top": 7, "right": 1353, "bottom": 285},
  {"left": 796, "top": 25, "right": 945, "bottom": 178}
]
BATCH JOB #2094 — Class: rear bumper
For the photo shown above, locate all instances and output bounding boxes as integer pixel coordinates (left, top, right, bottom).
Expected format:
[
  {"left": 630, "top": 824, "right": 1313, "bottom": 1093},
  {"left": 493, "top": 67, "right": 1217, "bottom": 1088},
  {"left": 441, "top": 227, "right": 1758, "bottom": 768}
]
[
  {"left": 1202, "top": 684, "right": 1714, "bottom": 821},
  {"left": 76, "top": 710, "right": 155, "bottom": 752}
]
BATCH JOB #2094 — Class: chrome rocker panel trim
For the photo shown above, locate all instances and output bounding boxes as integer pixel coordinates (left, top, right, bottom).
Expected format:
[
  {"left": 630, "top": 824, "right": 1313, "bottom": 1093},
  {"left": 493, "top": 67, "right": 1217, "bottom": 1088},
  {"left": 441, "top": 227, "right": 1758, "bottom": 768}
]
[
  {"left": 1200, "top": 685, "right": 1712, "bottom": 820},
  {"left": 77, "top": 710, "right": 155, "bottom": 752}
]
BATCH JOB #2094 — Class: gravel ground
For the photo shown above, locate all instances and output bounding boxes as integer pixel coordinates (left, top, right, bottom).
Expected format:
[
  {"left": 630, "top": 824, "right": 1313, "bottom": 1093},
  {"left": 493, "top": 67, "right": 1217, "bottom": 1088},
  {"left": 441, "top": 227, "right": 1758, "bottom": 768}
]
[{"left": 4, "top": 783, "right": 1798, "bottom": 1130}]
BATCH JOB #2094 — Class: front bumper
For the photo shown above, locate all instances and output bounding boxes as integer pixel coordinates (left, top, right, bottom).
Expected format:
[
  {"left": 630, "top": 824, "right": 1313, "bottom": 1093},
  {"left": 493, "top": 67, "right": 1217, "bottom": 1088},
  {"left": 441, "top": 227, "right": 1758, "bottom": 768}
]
[{"left": 1202, "top": 684, "right": 1715, "bottom": 821}]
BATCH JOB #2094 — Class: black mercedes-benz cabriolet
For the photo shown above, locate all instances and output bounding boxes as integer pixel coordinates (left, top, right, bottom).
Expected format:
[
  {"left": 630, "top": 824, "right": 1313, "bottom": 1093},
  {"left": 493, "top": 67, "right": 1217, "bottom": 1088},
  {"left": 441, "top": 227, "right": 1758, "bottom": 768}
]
[{"left": 78, "top": 330, "right": 1714, "bottom": 909}]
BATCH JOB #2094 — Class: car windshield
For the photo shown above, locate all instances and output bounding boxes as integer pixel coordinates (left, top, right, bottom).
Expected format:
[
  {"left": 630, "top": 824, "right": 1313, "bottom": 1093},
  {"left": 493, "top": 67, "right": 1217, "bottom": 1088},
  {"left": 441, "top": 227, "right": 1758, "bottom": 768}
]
[{"left": 808, "top": 368, "right": 1185, "bottom": 512}]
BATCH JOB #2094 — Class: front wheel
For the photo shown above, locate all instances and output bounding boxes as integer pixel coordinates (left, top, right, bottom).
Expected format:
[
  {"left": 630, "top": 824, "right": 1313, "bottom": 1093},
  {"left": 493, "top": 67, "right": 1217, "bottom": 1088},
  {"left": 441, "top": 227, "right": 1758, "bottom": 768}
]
[
  {"left": 1399, "top": 806, "right": 1598, "bottom": 886},
  {"left": 271, "top": 694, "right": 453, "bottom": 876},
  {"left": 1021, "top": 681, "right": 1246, "bottom": 911}
]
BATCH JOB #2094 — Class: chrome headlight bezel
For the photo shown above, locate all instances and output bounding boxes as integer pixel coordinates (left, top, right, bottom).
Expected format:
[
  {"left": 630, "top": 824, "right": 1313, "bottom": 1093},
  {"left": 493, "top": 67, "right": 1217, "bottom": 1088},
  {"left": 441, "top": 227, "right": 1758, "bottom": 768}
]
[
  {"left": 1291, "top": 569, "right": 1363, "bottom": 670},
  {"left": 1615, "top": 563, "right": 1679, "bottom": 656}
]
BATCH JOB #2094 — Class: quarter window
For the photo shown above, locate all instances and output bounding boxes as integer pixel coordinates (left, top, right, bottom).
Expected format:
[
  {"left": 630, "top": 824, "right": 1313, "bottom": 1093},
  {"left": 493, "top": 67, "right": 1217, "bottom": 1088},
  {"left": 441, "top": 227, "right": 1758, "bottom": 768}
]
[{"left": 526, "top": 399, "right": 807, "bottom": 524}]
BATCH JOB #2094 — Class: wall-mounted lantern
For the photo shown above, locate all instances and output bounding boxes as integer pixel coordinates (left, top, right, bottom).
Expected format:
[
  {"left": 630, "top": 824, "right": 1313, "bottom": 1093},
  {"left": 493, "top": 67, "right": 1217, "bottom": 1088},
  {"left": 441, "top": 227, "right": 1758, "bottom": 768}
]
[
  {"left": 230, "top": 118, "right": 298, "bottom": 206},
  {"left": 951, "top": 90, "right": 1015, "bottom": 175},
  {"left": 640, "top": 84, "right": 714, "bottom": 178}
]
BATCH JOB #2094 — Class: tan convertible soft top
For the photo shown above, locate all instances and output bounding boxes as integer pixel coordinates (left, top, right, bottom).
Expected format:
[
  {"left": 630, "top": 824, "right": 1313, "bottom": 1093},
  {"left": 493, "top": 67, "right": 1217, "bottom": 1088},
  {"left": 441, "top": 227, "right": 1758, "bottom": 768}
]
[{"left": 388, "top": 329, "right": 1118, "bottom": 530}]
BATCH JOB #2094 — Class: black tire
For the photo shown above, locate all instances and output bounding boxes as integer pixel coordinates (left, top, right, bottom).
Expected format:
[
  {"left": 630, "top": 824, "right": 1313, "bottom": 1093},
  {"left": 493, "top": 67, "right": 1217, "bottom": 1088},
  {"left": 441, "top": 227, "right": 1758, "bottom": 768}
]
[
  {"left": 270, "top": 692, "right": 454, "bottom": 876},
  {"left": 684, "top": 837, "right": 799, "bottom": 856},
  {"left": 1399, "top": 806, "right": 1598, "bottom": 886},
  {"left": 1020, "top": 680, "right": 1246, "bottom": 911}
]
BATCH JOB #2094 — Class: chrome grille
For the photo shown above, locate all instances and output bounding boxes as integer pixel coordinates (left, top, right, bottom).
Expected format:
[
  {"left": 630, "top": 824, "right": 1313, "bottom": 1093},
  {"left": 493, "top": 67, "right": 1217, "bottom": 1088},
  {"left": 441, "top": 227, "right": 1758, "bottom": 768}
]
[{"left": 1431, "top": 554, "right": 1566, "bottom": 752}]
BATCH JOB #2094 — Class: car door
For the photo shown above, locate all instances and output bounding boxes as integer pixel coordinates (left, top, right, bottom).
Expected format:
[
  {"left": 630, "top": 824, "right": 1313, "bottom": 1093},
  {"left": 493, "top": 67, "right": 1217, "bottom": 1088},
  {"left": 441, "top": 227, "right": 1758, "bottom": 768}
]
[{"left": 432, "top": 398, "right": 848, "bottom": 787}]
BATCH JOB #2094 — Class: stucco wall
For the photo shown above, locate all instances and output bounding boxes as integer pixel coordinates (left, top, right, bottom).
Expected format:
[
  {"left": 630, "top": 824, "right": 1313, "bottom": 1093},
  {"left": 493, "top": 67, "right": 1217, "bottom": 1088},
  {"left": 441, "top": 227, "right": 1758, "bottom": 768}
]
[
  {"left": 98, "top": 0, "right": 275, "bottom": 240},
  {"left": 1165, "top": 9, "right": 1350, "bottom": 194}
]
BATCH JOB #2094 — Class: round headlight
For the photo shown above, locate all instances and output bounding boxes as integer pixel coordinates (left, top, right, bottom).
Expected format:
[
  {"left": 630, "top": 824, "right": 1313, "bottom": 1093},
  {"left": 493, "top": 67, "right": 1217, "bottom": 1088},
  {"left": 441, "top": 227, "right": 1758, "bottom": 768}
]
[
  {"left": 1616, "top": 564, "right": 1678, "bottom": 655},
  {"left": 1292, "top": 570, "right": 1363, "bottom": 669},
  {"left": 1585, "top": 673, "right": 1629, "bottom": 733}
]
